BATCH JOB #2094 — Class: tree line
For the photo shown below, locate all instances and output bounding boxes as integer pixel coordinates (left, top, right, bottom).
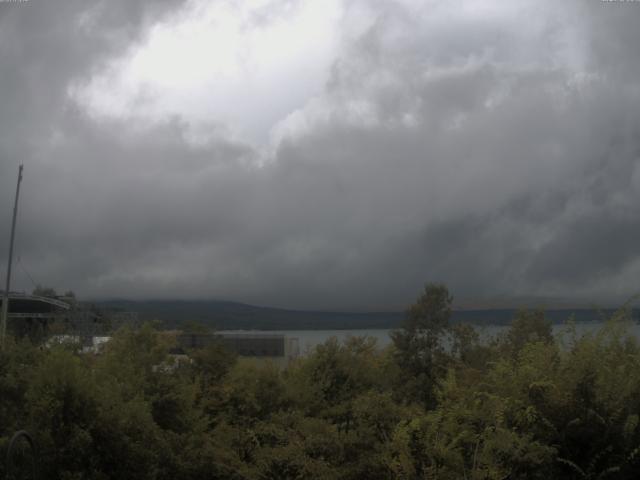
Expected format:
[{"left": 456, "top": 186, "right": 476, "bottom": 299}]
[{"left": 1, "top": 283, "right": 640, "bottom": 479}]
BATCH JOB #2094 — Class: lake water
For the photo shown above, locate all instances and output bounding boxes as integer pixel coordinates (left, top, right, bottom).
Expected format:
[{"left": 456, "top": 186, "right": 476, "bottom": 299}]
[{"left": 220, "top": 322, "right": 640, "bottom": 355}]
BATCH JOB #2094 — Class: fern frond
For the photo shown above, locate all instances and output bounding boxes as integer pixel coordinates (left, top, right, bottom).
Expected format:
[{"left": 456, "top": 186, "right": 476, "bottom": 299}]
[{"left": 557, "top": 457, "right": 586, "bottom": 478}]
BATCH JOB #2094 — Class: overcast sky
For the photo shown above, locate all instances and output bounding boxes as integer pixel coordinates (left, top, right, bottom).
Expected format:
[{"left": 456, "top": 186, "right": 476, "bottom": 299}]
[{"left": 1, "top": 0, "right": 640, "bottom": 310}]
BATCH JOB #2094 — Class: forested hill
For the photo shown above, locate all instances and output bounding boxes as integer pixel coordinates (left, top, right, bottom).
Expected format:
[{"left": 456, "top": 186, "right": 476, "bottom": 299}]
[{"left": 93, "top": 300, "right": 639, "bottom": 330}]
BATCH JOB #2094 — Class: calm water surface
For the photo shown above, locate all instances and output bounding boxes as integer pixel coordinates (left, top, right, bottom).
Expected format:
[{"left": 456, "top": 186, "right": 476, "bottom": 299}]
[{"left": 220, "top": 322, "right": 640, "bottom": 355}]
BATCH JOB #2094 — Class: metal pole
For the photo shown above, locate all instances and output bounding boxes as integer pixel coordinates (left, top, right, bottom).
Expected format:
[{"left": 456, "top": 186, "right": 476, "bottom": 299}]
[{"left": 1, "top": 164, "right": 24, "bottom": 350}]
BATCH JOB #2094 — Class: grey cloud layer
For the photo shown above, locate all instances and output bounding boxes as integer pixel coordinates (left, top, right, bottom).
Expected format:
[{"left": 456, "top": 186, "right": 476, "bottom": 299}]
[{"left": 1, "top": 0, "right": 640, "bottom": 309}]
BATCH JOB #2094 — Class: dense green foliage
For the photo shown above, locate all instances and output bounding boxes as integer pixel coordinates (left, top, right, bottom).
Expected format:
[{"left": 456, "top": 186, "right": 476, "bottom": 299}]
[{"left": 2, "top": 284, "right": 640, "bottom": 479}]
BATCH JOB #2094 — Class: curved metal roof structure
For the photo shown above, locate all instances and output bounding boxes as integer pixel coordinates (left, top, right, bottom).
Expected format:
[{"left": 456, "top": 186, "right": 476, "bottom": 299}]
[
  {"left": 8, "top": 293, "right": 72, "bottom": 310},
  {"left": 0, "top": 293, "right": 72, "bottom": 319}
]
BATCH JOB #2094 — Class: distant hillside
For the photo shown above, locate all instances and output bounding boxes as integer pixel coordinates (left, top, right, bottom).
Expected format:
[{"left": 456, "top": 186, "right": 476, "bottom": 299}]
[
  {"left": 95, "top": 300, "right": 402, "bottom": 330},
  {"left": 93, "top": 300, "right": 639, "bottom": 330}
]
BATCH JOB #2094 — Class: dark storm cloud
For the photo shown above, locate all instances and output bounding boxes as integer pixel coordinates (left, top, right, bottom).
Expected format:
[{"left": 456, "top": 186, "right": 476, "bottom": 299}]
[
  {"left": 0, "top": 0, "right": 187, "bottom": 195},
  {"left": 2, "top": 0, "right": 640, "bottom": 309}
]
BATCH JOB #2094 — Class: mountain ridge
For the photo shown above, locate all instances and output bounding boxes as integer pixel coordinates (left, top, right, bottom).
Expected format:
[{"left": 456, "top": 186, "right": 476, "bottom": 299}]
[{"left": 92, "top": 299, "right": 638, "bottom": 330}]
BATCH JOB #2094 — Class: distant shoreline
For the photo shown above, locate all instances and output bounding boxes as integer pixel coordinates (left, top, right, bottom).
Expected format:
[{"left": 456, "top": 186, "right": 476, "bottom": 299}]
[{"left": 93, "top": 300, "right": 639, "bottom": 331}]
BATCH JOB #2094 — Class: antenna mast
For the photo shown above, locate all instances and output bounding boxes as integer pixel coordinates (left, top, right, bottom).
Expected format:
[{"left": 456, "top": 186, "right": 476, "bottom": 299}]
[{"left": 1, "top": 164, "right": 24, "bottom": 350}]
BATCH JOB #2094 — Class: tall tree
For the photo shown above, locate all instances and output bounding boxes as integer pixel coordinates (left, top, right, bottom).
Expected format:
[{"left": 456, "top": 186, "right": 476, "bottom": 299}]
[{"left": 391, "top": 283, "right": 453, "bottom": 408}]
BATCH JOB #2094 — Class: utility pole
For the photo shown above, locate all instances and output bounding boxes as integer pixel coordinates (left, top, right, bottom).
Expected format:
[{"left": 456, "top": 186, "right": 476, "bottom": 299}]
[{"left": 1, "top": 164, "right": 24, "bottom": 350}]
